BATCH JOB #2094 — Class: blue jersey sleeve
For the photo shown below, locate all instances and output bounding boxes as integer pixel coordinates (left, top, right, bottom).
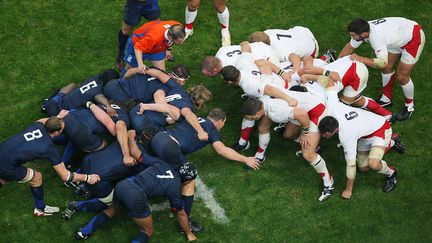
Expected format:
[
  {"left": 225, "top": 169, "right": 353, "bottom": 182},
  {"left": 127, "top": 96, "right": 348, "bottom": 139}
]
[{"left": 165, "top": 78, "right": 180, "bottom": 90}]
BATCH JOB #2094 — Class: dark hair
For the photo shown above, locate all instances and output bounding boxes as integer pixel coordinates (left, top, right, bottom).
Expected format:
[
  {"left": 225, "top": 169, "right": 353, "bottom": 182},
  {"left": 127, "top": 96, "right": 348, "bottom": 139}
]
[
  {"left": 289, "top": 85, "right": 308, "bottom": 92},
  {"left": 207, "top": 108, "right": 226, "bottom": 122},
  {"left": 220, "top": 65, "right": 240, "bottom": 83},
  {"left": 318, "top": 116, "right": 339, "bottom": 133},
  {"left": 171, "top": 64, "right": 190, "bottom": 80},
  {"left": 45, "top": 117, "right": 63, "bottom": 134},
  {"left": 99, "top": 69, "right": 120, "bottom": 85},
  {"left": 347, "top": 18, "right": 370, "bottom": 34},
  {"left": 241, "top": 98, "right": 263, "bottom": 116},
  {"left": 169, "top": 24, "right": 186, "bottom": 40}
]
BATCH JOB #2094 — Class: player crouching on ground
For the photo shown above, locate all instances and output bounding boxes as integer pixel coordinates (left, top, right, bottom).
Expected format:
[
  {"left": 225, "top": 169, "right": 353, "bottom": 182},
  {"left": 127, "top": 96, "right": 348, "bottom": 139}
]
[
  {"left": 0, "top": 112, "right": 100, "bottom": 216},
  {"left": 318, "top": 78, "right": 405, "bottom": 199},
  {"left": 75, "top": 160, "right": 198, "bottom": 242}
]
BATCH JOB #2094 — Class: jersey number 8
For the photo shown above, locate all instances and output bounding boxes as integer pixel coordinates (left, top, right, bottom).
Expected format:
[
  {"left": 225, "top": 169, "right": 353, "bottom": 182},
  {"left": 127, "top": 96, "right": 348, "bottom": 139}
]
[{"left": 24, "top": 129, "right": 43, "bottom": 141}]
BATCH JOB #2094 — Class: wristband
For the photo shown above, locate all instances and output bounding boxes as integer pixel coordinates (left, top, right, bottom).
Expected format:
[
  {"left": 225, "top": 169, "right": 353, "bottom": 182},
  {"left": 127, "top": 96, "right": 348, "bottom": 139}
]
[
  {"left": 323, "top": 70, "right": 331, "bottom": 77},
  {"left": 301, "top": 127, "right": 310, "bottom": 135},
  {"left": 67, "top": 172, "right": 75, "bottom": 183},
  {"left": 85, "top": 174, "right": 89, "bottom": 183},
  {"left": 277, "top": 69, "right": 285, "bottom": 77}
]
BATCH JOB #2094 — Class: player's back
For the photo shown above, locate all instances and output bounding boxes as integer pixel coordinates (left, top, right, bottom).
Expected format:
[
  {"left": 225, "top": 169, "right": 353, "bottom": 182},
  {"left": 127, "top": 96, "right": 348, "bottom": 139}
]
[
  {"left": 368, "top": 17, "right": 417, "bottom": 48},
  {"left": 62, "top": 74, "right": 105, "bottom": 109},
  {"left": 0, "top": 122, "right": 58, "bottom": 166},
  {"left": 119, "top": 74, "right": 169, "bottom": 102},
  {"left": 216, "top": 42, "right": 278, "bottom": 67}
]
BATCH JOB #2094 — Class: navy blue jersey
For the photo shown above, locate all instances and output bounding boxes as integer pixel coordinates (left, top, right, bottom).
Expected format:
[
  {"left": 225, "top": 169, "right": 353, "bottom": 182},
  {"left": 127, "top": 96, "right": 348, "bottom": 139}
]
[
  {"left": 167, "top": 118, "right": 221, "bottom": 154},
  {"left": 66, "top": 109, "right": 107, "bottom": 135},
  {"left": 119, "top": 74, "right": 171, "bottom": 103},
  {"left": 82, "top": 142, "right": 148, "bottom": 182},
  {"left": 165, "top": 81, "right": 195, "bottom": 123},
  {"left": 99, "top": 104, "right": 131, "bottom": 128},
  {"left": 127, "top": 160, "right": 183, "bottom": 210},
  {"left": 129, "top": 103, "right": 167, "bottom": 132},
  {"left": 61, "top": 74, "right": 105, "bottom": 110},
  {"left": 0, "top": 122, "right": 61, "bottom": 166}
]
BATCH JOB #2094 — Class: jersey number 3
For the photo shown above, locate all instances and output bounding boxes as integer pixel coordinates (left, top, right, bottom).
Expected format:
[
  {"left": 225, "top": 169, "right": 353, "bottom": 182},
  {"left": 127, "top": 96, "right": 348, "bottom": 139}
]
[{"left": 157, "top": 170, "right": 174, "bottom": 179}]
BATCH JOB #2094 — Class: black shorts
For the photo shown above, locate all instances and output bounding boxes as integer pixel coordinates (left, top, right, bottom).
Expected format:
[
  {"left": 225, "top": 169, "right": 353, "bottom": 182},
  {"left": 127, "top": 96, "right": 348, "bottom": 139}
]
[
  {"left": 123, "top": 0, "right": 161, "bottom": 26},
  {"left": 0, "top": 163, "right": 28, "bottom": 182},
  {"left": 114, "top": 179, "right": 151, "bottom": 218},
  {"left": 64, "top": 115, "right": 103, "bottom": 152},
  {"left": 104, "top": 79, "right": 132, "bottom": 104},
  {"left": 150, "top": 131, "right": 186, "bottom": 166}
]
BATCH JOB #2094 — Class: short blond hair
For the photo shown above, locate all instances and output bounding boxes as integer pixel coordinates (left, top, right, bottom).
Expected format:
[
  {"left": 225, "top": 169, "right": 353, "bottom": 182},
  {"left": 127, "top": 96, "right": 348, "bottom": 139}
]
[
  {"left": 187, "top": 85, "right": 213, "bottom": 110},
  {"left": 248, "top": 31, "right": 271, "bottom": 45}
]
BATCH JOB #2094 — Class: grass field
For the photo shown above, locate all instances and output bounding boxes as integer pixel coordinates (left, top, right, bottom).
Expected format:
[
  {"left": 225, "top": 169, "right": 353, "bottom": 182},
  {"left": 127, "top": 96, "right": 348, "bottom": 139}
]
[{"left": 0, "top": 0, "right": 431, "bottom": 242}]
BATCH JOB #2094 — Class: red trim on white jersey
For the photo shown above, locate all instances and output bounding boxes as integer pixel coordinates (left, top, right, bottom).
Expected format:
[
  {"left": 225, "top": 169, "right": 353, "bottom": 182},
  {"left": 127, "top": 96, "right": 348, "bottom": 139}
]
[
  {"left": 341, "top": 62, "right": 360, "bottom": 91},
  {"left": 362, "top": 120, "right": 391, "bottom": 139},
  {"left": 402, "top": 25, "right": 422, "bottom": 58}
]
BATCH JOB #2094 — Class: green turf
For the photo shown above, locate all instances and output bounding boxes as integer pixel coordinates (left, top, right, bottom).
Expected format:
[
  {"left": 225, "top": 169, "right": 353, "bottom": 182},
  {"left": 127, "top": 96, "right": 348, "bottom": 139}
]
[{"left": 0, "top": 0, "right": 431, "bottom": 242}]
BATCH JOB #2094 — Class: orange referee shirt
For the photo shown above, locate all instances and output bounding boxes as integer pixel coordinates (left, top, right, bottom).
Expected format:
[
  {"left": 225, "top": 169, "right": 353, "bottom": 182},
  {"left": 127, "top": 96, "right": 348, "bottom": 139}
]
[{"left": 132, "top": 20, "right": 182, "bottom": 54}]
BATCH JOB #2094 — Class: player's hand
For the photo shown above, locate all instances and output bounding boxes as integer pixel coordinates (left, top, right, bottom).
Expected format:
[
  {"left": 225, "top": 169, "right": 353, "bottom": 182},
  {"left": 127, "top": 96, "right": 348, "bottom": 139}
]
[
  {"left": 281, "top": 71, "right": 292, "bottom": 83},
  {"left": 341, "top": 189, "right": 352, "bottom": 199},
  {"left": 285, "top": 97, "right": 297, "bottom": 107},
  {"left": 57, "top": 109, "right": 69, "bottom": 119},
  {"left": 349, "top": 53, "right": 362, "bottom": 62},
  {"left": 86, "top": 174, "right": 100, "bottom": 185},
  {"left": 245, "top": 157, "right": 260, "bottom": 170},
  {"left": 300, "top": 133, "right": 311, "bottom": 149},
  {"left": 166, "top": 116, "right": 175, "bottom": 124},
  {"left": 186, "top": 232, "right": 197, "bottom": 241},
  {"left": 106, "top": 107, "right": 118, "bottom": 117},
  {"left": 328, "top": 71, "right": 341, "bottom": 82},
  {"left": 300, "top": 74, "right": 310, "bottom": 84},
  {"left": 197, "top": 131, "right": 208, "bottom": 141},
  {"left": 138, "top": 63, "right": 147, "bottom": 74},
  {"left": 137, "top": 103, "right": 146, "bottom": 115},
  {"left": 123, "top": 155, "right": 136, "bottom": 166}
]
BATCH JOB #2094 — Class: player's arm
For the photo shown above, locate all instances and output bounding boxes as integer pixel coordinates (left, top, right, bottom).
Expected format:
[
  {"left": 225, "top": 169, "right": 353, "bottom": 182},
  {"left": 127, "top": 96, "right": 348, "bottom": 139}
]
[
  {"left": 52, "top": 162, "right": 100, "bottom": 184},
  {"left": 338, "top": 42, "right": 357, "bottom": 58},
  {"left": 292, "top": 107, "right": 312, "bottom": 149},
  {"left": 342, "top": 143, "right": 358, "bottom": 199},
  {"left": 349, "top": 53, "right": 388, "bottom": 69},
  {"left": 116, "top": 120, "right": 136, "bottom": 166},
  {"left": 263, "top": 85, "right": 297, "bottom": 107},
  {"left": 153, "top": 89, "right": 168, "bottom": 104},
  {"left": 137, "top": 103, "right": 180, "bottom": 121},
  {"left": 288, "top": 53, "right": 302, "bottom": 72},
  {"left": 177, "top": 209, "right": 196, "bottom": 241},
  {"left": 88, "top": 103, "right": 116, "bottom": 136},
  {"left": 123, "top": 67, "right": 141, "bottom": 79},
  {"left": 181, "top": 108, "right": 208, "bottom": 141},
  {"left": 94, "top": 94, "right": 117, "bottom": 117},
  {"left": 144, "top": 68, "right": 172, "bottom": 84},
  {"left": 212, "top": 141, "right": 260, "bottom": 170}
]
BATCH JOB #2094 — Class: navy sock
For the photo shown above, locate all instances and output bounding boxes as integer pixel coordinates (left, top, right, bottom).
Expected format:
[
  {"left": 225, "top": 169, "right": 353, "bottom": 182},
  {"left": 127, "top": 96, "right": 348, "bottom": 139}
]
[
  {"left": 80, "top": 212, "right": 110, "bottom": 236},
  {"left": 30, "top": 186, "right": 45, "bottom": 210},
  {"left": 131, "top": 232, "right": 149, "bottom": 243},
  {"left": 76, "top": 198, "right": 108, "bottom": 212},
  {"left": 61, "top": 141, "right": 75, "bottom": 165},
  {"left": 118, "top": 30, "right": 129, "bottom": 57},
  {"left": 182, "top": 195, "right": 194, "bottom": 217}
]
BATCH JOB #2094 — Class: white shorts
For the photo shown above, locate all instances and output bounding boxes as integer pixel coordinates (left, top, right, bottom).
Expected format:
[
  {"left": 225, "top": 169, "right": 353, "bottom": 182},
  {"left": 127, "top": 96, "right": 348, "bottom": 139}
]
[
  {"left": 388, "top": 26, "right": 425, "bottom": 65},
  {"left": 357, "top": 122, "right": 392, "bottom": 152},
  {"left": 342, "top": 62, "right": 368, "bottom": 98}
]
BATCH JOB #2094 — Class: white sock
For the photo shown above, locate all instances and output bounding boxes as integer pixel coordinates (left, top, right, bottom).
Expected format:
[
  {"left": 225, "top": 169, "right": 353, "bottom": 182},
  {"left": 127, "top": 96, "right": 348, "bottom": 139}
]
[
  {"left": 217, "top": 7, "right": 229, "bottom": 29},
  {"left": 380, "top": 71, "right": 395, "bottom": 102},
  {"left": 255, "top": 133, "right": 270, "bottom": 159},
  {"left": 311, "top": 155, "right": 332, "bottom": 187},
  {"left": 185, "top": 7, "right": 198, "bottom": 28},
  {"left": 401, "top": 79, "right": 414, "bottom": 107},
  {"left": 238, "top": 119, "right": 255, "bottom": 145},
  {"left": 378, "top": 160, "right": 395, "bottom": 176}
]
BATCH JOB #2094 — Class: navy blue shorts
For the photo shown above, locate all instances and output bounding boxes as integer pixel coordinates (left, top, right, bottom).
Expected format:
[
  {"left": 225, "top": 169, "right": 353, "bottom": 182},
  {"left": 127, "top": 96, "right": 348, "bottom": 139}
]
[
  {"left": 124, "top": 0, "right": 161, "bottom": 26},
  {"left": 0, "top": 163, "right": 28, "bottom": 182},
  {"left": 64, "top": 115, "right": 103, "bottom": 152},
  {"left": 81, "top": 156, "right": 114, "bottom": 198},
  {"left": 151, "top": 131, "right": 186, "bottom": 166},
  {"left": 44, "top": 92, "right": 65, "bottom": 116},
  {"left": 129, "top": 106, "right": 165, "bottom": 133},
  {"left": 114, "top": 179, "right": 151, "bottom": 218},
  {"left": 104, "top": 79, "right": 132, "bottom": 104}
]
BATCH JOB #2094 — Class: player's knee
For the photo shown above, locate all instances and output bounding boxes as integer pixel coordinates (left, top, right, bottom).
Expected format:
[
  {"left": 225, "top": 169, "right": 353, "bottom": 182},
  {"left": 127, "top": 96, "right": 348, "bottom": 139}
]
[
  {"left": 31, "top": 171, "right": 43, "bottom": 186},
  {"left": 395, "top": 71, "right": 410, "bottom": 83},
  {"left": 121, "top": 23, "right": 134, "bottom": 35},
  {"left": 302, "top": 150, "right": 315, "bottom": 162},
  {"left": 257, "top": 125, "right": 270, "bottom": 134},
  {"left": 188, "top": 0, "right": 200, "bottom": 11},
  {"left": 367, "top": 158, "right": 381, "bottom": 170},
  {"left": 358, "top": 166, "right": 370, "bottom": 173},
  {"left": 214, "top": 0, "right": 226, "bottom": 12},
  {"left": 283, "top": 130, "right": 296, "bottom": 140}
]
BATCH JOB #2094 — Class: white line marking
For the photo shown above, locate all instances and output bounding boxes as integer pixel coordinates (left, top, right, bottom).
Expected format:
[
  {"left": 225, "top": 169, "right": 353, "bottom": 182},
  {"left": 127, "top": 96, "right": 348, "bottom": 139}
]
[{"left": 149, "top": 175, "right": 229, "bottom": 224}]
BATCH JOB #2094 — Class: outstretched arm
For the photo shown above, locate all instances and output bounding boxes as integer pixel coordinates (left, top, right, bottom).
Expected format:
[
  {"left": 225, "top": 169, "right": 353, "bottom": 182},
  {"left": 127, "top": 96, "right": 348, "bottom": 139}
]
[
  {"left": 94, "top": 94, "right": 117, "bottom": 117},
  {"left": 212, "top": 141, "right": 260, "bottom": 170},
  {"left": 264, "top": 85, "right": 297, "bottom": 107},
  {"left": 177, "top": 209, "right": 196, "bottom": 241},
  {"left": 52, "top": 162, "right": 100, "bottom": 184},
  {"left": 116, "top": 121, "right": 135, "bottom": 166}
]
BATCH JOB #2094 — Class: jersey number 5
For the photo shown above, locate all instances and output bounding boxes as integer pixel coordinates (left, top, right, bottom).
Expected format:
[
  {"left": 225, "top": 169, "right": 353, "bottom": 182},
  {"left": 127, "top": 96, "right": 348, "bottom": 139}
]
[
  {"left": 157, "top": 170, "right": 174, "bottom": 179},
  {"left": 80, "top": 81, "right": 98, "bottom": 94},
  {"left": 24, "top": 129, "right": 43, "bottom": 141}
]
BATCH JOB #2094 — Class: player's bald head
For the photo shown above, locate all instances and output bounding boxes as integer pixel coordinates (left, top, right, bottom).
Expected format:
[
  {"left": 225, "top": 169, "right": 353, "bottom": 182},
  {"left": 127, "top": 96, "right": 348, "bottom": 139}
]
[{"left": 201, "top": 56, "right": 222, "bottom": 77}]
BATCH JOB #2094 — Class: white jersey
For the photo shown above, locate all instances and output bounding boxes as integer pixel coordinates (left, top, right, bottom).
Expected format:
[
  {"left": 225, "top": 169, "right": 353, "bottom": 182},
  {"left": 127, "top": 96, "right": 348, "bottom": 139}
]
[
  {"left": 263, "top": 90, "right": 326, "bottom": 124},
  {"left": 323, "top": 56, "right": 356, "bottom": 92},
  {"left": 215, "top": 42, "right": 279, "bottom": 67},
  {"left": 236, "top": 53, "right": 287, "bottom": 98},
  {"left": 350, "top": 17, "right": 418, "bottom": 59},
  {"left": 326, "top": 88, "right": 386, "bottom": 160},
  {"left": 265, "top": 26, "right": 317, "bottom": 62}
]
